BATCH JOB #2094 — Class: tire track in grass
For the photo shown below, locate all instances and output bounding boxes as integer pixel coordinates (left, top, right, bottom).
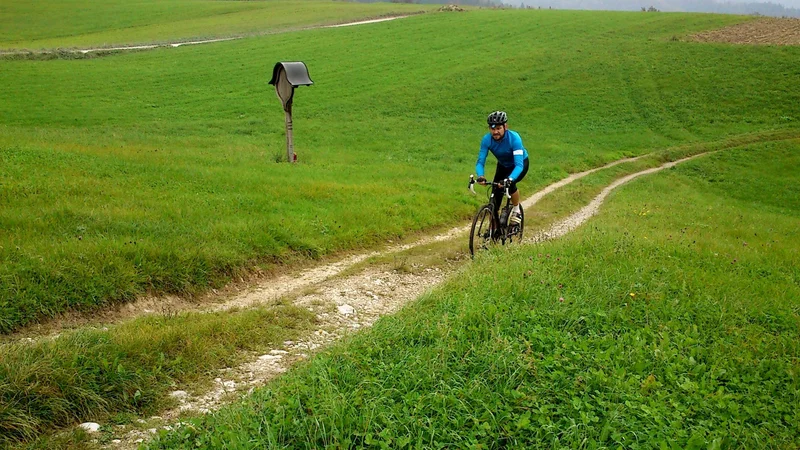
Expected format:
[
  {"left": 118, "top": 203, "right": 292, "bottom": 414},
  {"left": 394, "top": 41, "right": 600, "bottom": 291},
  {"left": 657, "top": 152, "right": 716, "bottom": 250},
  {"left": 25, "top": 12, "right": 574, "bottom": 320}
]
[
  {"left": 525, "top": 132, "right": 800, "bottom": 242},
  {"left": 530, "top": 153, "right": 705, "bottom": 242},
  {"left": 13, "top": 132, "right": 797, "bottom": 344},
  {"left": 94, "top": 154, "right": 652, "bottom": 448},
  {"left": 24, "top": 134, "right": 799, "bottom": 447},
  {"left": 108, "top": 132, "right": 800, "bottom": 449},
  {"left": 0, "top": 153, "right": 654, "bottom": 343},
  {"left": 209, "top": 155, "right": 648, "bottom": 313},
  {"left": 0, "top": 16, "right": 411, "bottom": 56}
]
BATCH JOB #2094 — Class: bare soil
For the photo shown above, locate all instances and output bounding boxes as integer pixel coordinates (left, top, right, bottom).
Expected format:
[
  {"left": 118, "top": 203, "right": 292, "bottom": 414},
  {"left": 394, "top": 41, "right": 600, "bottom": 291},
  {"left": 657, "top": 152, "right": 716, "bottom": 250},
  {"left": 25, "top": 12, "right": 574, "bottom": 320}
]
[{"left": 691, "top": 17, "right": 800, "bottom": 46}]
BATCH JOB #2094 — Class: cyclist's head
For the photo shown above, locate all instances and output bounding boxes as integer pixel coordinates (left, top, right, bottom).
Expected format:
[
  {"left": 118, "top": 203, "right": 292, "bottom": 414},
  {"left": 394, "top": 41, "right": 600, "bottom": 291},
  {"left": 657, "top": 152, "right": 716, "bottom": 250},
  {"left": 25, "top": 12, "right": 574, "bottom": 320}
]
[{"left": 487, "top": 110, "right": 508, "bottom": 140}]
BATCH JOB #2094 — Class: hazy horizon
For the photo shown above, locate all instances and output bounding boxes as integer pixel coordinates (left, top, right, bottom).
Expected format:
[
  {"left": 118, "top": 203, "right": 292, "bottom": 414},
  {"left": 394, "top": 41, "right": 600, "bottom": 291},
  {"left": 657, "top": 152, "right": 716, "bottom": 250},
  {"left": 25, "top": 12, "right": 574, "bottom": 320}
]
[
  {"left": 506, "top": 0, "right": 800, "bottom": 13},
  {"left": 726, "top": 0, "right": 799, "bottom": 7}
]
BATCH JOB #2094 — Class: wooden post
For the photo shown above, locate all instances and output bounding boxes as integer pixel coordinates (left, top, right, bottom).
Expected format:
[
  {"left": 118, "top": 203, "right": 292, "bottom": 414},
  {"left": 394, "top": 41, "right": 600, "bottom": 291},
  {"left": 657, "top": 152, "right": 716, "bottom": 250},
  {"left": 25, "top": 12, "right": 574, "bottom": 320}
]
[
  {"left": 275, "top": 68, "right": 296, "bottom": 163},
  {"left": 284, "top": 107, "right": 294, "bottom": 163}
]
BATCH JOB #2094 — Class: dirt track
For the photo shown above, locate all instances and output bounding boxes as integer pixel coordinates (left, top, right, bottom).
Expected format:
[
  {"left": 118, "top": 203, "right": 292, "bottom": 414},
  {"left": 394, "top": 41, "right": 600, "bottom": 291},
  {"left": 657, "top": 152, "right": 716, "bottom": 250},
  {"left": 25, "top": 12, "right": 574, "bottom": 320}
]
[
  {"left": 692, "top": 17, "right": 800, "bottom": 45},
  {"left": 7, "top": 152, "right": 709, "bottom": 448},
  {"left": 97, "top": 153, "right": 714, "bottom": 449},
  {"left": 0, "top": 16, "right": 410, "bottom": 56}
]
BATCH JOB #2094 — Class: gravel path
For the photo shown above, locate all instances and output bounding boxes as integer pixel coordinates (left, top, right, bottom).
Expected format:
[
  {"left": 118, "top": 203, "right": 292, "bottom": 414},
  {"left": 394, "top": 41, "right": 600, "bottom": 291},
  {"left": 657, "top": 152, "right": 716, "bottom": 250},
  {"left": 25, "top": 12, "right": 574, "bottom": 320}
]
[{"left": 96, "top": 153, "right": 707, "bottom": 449}]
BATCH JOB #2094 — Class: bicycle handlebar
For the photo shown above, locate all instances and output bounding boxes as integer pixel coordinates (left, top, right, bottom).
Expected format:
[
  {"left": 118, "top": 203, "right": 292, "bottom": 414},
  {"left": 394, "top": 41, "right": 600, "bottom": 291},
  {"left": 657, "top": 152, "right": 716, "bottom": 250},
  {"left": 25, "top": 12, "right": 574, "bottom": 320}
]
[
  {"left": 468, "top": 175, "right": 477, "bottom": 194},
  {"left": 468, "top": 175, "right": 509, "bottom": 196}
]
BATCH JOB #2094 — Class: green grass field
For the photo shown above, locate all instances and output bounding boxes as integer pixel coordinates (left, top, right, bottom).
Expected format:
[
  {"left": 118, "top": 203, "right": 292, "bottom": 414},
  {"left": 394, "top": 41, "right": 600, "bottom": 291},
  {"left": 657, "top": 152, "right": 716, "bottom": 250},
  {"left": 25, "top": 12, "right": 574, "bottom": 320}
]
[
  {"left": 2, "top": 9, "right": 798, "bottom": 335},
  {"left": 0, "top": 0, "right": 431, "bottom": 50},
  {"left": 148, "top": 140, "right": 800, "bottom": 449},
  {"left": 2, "top": 5, "right": 800, "bottom": 446}
]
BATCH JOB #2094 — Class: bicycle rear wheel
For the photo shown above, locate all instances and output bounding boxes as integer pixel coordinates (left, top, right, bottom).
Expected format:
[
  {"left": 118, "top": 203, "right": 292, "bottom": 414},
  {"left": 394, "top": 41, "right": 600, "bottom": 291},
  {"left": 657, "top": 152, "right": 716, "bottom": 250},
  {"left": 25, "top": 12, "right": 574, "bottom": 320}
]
[{"left": 469, "top": 205, "right": 496, "bottom": 257}]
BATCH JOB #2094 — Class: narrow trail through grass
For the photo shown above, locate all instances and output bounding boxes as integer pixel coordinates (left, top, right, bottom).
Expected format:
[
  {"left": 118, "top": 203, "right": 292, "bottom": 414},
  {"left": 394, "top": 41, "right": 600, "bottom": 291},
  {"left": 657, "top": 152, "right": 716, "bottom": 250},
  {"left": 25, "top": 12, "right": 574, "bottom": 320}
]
[
  {"left": 3, "top": 150, "right": 651, "bottom": 343},
  {"left": 3, "top": 8, "right": 800, "bottom": 447},
  {"left": 5, "top": 131, "right": 795, "bottom": 346},
  {"left": 0, "top": 0, "right": 431, "bottom": 51},
  {"left": 5, "top": 131, "right": 798, "bottom": 449},
  {"left": 0, "top": 15, "right": 413, "bottom": 57},
  {"left": 12, "top": 131, "right": 792, "bottom": 344},
  {"left": 147, "top": 137, "right": 800, "bottom": 450},
  {"left": 3, "top": 10, "right": 798, "bottom": 335},
  {"left": 1, "top": 148, "right": 663, "bottom": 448}
]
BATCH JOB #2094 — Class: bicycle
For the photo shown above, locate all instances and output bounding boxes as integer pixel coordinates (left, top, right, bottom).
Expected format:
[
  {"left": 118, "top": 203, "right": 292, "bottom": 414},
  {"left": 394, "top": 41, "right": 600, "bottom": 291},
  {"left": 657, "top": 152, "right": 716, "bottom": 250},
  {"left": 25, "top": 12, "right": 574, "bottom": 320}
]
[{"left": 467, "top": 175, "right": 524, "bottom": 257}]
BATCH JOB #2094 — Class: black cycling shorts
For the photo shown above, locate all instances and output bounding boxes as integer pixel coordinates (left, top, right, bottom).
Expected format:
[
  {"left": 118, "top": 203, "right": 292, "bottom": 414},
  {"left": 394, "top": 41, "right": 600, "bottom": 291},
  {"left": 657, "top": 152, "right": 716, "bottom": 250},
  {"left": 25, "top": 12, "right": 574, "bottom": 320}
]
[{"left": 492, "top": 158, "right": 529, "bottom": 195}]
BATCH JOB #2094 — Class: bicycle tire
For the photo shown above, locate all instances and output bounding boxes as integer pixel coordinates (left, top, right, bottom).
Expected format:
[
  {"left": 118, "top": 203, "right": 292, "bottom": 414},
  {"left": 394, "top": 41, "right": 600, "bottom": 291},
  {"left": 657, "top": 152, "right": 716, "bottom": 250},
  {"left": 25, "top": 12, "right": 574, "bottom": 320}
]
[
  {"left": 469, "top": 205, "right": 495, "bottom": 257},
  {"left": 506, "top": 205, "right": 524, "bottom": 243}
]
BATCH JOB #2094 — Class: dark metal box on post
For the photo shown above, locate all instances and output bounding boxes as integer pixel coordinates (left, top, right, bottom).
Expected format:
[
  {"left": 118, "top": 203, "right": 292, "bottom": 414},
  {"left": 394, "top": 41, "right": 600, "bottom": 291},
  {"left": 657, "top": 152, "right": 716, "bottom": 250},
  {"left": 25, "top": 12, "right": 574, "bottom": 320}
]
[{"left": 269, "top": 61, "right": 314, "bottom": 163}]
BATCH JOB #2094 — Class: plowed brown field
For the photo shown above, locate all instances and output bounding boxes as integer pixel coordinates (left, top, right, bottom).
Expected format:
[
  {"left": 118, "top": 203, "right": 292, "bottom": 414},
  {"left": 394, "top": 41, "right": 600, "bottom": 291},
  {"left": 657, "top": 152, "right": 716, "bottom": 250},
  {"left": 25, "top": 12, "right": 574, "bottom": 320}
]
[{"left": 692, "top": 17, "right": 800, "bottom": 45}]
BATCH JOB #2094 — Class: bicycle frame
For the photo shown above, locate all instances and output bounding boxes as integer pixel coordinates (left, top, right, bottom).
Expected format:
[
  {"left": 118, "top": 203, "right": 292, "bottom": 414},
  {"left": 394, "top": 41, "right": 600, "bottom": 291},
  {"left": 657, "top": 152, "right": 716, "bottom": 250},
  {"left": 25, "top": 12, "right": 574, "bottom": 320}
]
[
  {"left": 467, "top": 175, "right": 524, "bottom": 257},
  {"left": 468, "top": 175, "right": 512, "bottom": 226}
]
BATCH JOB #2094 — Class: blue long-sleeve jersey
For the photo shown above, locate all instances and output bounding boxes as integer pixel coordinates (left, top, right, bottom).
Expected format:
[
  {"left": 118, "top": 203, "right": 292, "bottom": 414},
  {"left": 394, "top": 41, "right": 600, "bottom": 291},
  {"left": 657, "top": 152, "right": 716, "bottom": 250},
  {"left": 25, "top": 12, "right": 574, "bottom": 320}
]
[{"left": 475, "top": 130, "right": 529, "bottom": 181}]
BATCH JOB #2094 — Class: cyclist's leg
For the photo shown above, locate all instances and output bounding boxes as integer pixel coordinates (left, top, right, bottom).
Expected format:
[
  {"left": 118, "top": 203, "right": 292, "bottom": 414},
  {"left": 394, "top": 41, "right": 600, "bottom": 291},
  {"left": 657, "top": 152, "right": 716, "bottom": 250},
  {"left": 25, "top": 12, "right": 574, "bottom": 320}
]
[
  {"left": 508, "top": 158, "right": 530, "bottom": 206},
  {"left": 508, "top": 159, "right": 530, "bottom": 225},
  {"left": 492, "top": 163, "right": 513, "bottom": 214}
]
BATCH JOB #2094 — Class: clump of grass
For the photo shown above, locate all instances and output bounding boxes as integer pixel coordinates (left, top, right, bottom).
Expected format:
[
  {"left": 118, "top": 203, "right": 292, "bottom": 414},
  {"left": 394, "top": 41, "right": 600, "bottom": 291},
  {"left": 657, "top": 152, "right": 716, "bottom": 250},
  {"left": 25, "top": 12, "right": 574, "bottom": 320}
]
[{"left": 0, "top": 303, "right": 314, "bottom": 446}]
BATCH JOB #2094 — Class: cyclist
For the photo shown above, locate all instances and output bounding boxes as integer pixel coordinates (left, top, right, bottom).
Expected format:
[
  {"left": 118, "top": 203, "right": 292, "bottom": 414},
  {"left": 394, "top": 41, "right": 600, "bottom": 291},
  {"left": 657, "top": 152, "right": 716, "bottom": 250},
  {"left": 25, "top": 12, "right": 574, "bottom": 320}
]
[{"left": 475, "top": 111, "right": 530, "bottom": 226}]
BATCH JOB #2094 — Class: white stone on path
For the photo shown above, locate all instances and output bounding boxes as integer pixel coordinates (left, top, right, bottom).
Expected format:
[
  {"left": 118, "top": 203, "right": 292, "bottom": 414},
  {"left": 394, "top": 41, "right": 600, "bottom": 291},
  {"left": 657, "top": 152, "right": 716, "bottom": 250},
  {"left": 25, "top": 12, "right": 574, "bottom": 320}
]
[
  {"left": 79, "top": 422, "right": 101, "bottom": 433},
  {"left": 338, "top": 304, "right": 355, "bottom": 315}
]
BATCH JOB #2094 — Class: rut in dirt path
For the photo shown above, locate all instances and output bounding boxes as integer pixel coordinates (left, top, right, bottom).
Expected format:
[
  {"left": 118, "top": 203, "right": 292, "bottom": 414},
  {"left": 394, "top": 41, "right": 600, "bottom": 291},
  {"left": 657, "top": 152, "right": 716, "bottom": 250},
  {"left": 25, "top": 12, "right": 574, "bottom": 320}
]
[{"left": 531, "top": 153, "right": 705, "bottom": 242}]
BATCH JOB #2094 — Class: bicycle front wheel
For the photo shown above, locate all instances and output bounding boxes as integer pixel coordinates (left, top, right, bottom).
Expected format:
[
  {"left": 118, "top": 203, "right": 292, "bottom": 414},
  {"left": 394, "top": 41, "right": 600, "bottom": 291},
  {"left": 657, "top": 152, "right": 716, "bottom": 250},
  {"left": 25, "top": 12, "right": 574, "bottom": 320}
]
[
  {"left": 469, "top": 205, "right": 496, "bottom": 257},
  {"left": 508, "top": 205, "right": 524, "bottom": 243}
]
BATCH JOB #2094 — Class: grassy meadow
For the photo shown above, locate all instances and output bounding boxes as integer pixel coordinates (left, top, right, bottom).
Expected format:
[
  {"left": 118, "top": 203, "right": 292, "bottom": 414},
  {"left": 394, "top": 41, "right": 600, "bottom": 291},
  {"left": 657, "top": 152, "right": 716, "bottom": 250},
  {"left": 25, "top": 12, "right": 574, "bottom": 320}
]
[
  {"left": 149, "top": 140, "right": 800, "bottom": 449},
  {"left": 2, "top": 5, "right": 800, "bottom": 446},
  {"left": 0, "top": 0, "right": 431, "bottom": 50},
  {"left": 2, "top": 9, "right": 799, "bottom": 334}
]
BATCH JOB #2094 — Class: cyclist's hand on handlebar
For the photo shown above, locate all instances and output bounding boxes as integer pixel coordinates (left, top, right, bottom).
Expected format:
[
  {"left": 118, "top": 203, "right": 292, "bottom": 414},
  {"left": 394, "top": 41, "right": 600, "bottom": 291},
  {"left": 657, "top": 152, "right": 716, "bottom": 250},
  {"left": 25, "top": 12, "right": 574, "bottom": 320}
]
[{"left": 476, "top": 176, "right": 487, "bottom": 185}]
